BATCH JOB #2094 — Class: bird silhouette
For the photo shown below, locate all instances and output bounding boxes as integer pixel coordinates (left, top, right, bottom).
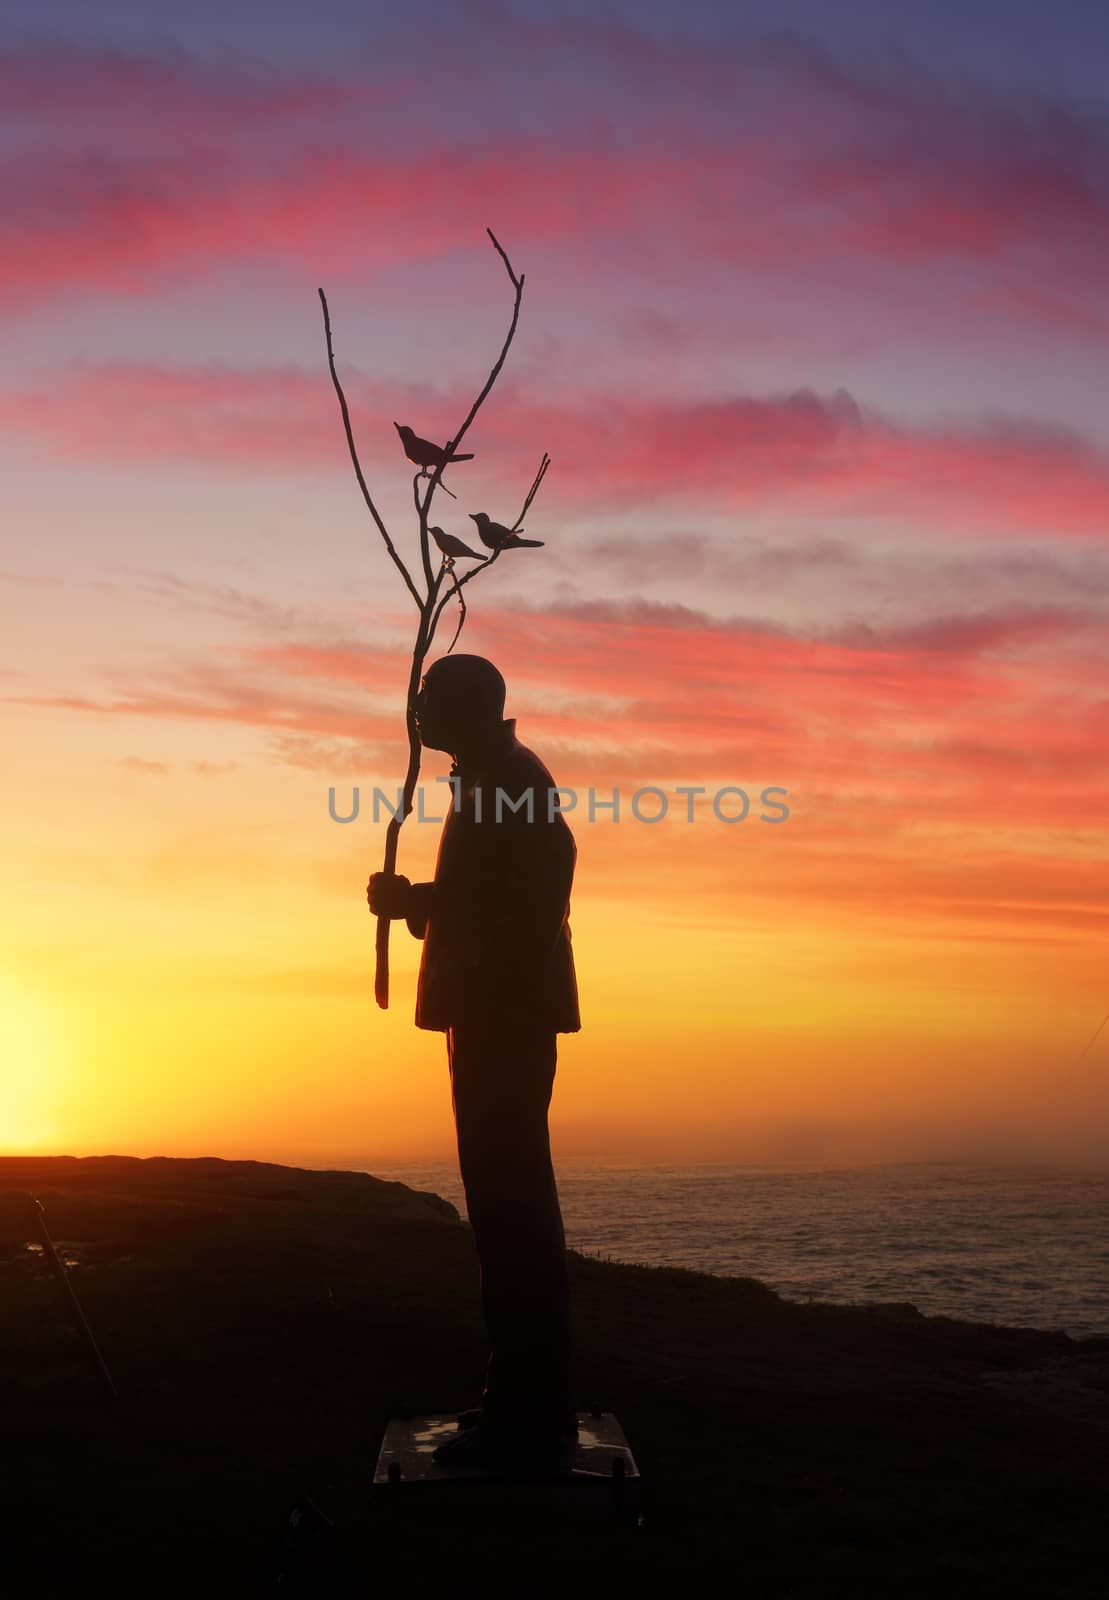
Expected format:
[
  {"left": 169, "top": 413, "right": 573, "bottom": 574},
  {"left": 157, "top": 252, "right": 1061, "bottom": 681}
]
[
  {"left": 469, "top": 512, "right": 544, "bottom": 551},
  {"left": 431, "top": 526, "right": 484, "bottom": 560},
  {"left": 394, "top": 423, "right": 475, "bottom": 473}
]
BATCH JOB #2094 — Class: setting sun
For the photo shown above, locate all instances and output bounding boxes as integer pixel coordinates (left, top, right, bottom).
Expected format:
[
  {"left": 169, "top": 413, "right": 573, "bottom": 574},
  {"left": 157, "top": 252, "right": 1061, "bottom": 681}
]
[{"left": 0, "top": 972, "right": 67, "bottom": 1152}]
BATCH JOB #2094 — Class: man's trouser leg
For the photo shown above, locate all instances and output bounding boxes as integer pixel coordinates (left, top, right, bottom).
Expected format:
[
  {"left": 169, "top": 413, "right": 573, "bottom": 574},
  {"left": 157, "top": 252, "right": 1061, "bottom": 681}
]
[{"left": 446, "top": 1017, "right": 575, "bottom": 1438}]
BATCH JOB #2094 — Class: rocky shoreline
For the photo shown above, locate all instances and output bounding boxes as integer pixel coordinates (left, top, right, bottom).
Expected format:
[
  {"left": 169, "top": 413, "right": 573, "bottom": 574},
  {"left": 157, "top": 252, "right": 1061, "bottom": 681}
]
[{"left": 4, "top": 1154, "right": 1107, "bottom": 1594}]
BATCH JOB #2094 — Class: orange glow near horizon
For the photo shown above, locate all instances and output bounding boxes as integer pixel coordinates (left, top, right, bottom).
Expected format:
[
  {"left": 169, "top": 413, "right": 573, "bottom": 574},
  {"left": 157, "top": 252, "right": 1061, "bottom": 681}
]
[{"left": 2, "top": 712, "right": 1105, "bottom": 1170}]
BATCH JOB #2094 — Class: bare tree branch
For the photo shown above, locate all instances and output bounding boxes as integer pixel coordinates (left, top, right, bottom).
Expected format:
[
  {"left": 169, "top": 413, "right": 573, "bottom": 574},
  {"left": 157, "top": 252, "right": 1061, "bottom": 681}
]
[
  {"left": 322, "top": 233, "right": 548, "bottom": 1008},
  {"left": 414, "top": 228, "right": 524, "bottom": 538},
  {"left": 412, "top": 471, "right": 436, "bottom": 595},
  {"left": 319, "top": 287, "right": 424, "bottom": 611},
  {"left": 516, "top": 451, "right": 552, "bottom": 527},
  {"left": 440, "top": 561, "right": 470, "bottom": 655}
]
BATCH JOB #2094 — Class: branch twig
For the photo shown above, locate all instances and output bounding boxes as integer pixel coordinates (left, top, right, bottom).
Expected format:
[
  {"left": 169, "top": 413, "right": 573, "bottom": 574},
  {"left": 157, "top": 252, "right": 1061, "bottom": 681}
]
[
  {"left": 319, "top": 288, "right": 424, "bottom": 611},
  {"left": 415, "top": 228, "right": 524, "bottom": 542},
  {"left": 440, "top": 562, "right": 469, "bottom": 655}
]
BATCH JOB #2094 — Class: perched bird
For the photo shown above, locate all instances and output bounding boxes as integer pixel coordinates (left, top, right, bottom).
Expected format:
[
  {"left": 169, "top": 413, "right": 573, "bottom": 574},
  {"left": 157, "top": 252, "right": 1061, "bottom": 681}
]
[
  {"left": 394, "top": 422, "right": 474, "bottom": 473},
  {"left": 430, "top": 526, "right": 484, "bottom": 561},
  {"left": 469, "top": 511, "right": 544, "bottom": 551}
]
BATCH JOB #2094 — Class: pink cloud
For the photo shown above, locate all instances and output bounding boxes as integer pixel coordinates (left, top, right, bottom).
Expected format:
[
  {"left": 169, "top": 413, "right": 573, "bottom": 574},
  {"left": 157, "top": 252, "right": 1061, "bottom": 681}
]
[
  {"left": 1, "top": 32, "right": 1108, "bottom": 339},
  {"left": 10, "top": 583, "right": 1107, "bottom": 939},
  {"left": 14, "top": 589, "right": 1102, "bottom": 780},
  {"left": 5, "top": 360, "right": 1109, "bottom": 540},
  {"left": 0, "top": 136, "right": 721, "bottom": 308}
]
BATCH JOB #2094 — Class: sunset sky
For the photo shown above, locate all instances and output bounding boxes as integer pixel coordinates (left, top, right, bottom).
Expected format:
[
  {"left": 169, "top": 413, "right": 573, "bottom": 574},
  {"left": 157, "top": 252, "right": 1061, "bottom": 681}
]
[{"left": 2, "top": 0, "right": 1107, "bottom": 1169}]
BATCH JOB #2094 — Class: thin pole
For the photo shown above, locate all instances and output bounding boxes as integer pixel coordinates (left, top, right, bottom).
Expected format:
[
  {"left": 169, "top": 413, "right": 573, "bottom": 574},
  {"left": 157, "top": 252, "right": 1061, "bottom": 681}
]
[{"left": 30, "top": 1193, "right": 119, "bottom": 1403}]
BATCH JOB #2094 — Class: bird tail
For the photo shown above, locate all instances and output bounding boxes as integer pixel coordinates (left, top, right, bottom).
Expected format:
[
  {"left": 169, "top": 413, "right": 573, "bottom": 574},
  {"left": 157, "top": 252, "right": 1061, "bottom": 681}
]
[
  {"left": 444, "top": 451, "right": 474, "bottom": 462},
  {"left": 513, "top": 537, "right": 544, "bottom": 547}
]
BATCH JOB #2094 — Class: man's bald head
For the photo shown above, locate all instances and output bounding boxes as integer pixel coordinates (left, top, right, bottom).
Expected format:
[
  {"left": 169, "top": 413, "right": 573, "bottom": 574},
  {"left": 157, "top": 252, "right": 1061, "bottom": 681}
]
[{"left": 415, "top": 654, "right": 507, "bottom": 752}]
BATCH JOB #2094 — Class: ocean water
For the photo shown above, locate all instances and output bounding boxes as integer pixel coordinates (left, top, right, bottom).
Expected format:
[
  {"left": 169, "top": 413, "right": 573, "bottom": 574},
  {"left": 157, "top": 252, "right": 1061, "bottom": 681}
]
[{"left": 367, "top": 1161, "right": 1109, "bottom": 1340}]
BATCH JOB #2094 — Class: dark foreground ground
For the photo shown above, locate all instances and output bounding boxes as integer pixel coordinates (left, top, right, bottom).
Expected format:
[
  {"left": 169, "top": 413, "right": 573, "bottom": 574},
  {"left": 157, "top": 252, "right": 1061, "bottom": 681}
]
[{"left": 2, "top": 1155, "right": 1107, "bottom": 1597}]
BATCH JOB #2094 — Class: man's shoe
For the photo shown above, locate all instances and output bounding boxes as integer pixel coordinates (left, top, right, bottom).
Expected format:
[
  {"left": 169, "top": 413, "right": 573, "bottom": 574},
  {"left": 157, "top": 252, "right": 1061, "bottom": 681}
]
[
  {"left": 455, "top": 1406, "right": 482, "bottom": 1431},
  {"left": 432, "top": 1421, "right": 575, "bottom": 1474}
]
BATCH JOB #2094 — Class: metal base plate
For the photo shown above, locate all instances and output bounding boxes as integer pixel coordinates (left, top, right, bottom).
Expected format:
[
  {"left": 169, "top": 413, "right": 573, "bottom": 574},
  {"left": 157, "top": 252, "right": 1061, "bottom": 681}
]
[{"left": 372, "top": 1412, "right": 641, "bottom": 1516}]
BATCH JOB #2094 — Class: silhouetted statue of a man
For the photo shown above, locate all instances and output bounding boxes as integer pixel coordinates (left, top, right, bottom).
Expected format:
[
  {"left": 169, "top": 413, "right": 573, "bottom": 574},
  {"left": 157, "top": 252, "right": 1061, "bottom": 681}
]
[{"left": 368, "top": 653, "right": 581, "bottom": 1469}]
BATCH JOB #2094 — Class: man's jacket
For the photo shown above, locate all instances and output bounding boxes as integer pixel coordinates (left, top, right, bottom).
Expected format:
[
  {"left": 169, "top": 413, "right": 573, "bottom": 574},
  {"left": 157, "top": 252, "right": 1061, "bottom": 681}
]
[{"left": 404, "top": 718, "right": 581, "bottom": 1033}]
